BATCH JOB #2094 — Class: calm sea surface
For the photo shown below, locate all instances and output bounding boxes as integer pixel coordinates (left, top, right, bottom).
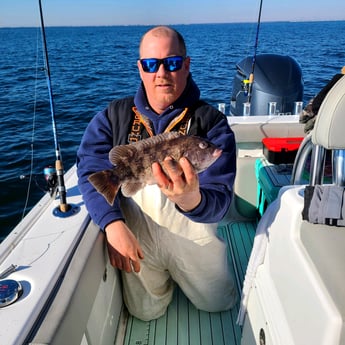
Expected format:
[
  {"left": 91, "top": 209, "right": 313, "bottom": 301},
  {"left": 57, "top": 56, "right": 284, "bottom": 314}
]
[{"left": 1, "top": 21, "right": 345, "bottom": 239}]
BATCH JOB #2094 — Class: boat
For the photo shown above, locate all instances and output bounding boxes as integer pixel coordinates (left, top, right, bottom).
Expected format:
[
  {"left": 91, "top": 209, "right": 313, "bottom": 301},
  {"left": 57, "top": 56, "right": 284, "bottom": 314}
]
[
  {"left": 2, "top": 64, "right": 345, "bottom": 344},
  {"left": 2, "top": 4, "right": 345, "bottom": 345}
]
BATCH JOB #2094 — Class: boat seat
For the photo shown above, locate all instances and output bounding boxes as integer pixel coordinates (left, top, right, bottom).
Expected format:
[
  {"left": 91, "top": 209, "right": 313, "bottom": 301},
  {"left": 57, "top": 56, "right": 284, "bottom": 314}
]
[
  {"left": 301, "top": 75, "right": 345, "bottom": 344},
  {"left": 292, "top": 75, "right": 345, "bottom": 186},
  {"left": 312, "top": 75, "right": 345, "bottom": 150}
]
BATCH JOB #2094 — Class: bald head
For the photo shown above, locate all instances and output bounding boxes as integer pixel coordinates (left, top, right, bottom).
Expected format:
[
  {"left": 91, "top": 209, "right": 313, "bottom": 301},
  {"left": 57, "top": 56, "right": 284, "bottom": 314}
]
[
  {"left": 139, "top": 26, "right": 186, "bottom": 58},
  {"left": 136, "top": 25, "right": 190, "bottom": 114}
]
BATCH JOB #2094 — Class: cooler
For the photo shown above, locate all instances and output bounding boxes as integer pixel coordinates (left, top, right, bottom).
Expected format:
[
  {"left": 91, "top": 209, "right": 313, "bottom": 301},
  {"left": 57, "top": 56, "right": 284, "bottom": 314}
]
[{"left": 255, "top": 158, "right": 293, "bottom": 216}]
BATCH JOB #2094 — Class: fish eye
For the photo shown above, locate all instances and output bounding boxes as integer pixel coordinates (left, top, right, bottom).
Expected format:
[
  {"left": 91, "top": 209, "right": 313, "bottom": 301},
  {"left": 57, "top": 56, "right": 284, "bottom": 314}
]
[{"left": 199, "top": 141, "right": 208, "bottom": 149}]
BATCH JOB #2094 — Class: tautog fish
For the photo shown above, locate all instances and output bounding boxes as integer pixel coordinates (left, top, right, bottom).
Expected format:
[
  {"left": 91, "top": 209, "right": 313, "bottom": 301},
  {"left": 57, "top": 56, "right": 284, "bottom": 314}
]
[{"left": 88, "top": 132, "right": 222, "bottom": 205}]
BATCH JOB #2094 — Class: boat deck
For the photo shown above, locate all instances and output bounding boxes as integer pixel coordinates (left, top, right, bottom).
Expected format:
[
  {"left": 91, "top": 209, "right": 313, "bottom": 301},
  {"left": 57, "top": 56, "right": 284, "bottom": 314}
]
[{"left": 122, "top": 220, "right": 257, "bottom": 345}]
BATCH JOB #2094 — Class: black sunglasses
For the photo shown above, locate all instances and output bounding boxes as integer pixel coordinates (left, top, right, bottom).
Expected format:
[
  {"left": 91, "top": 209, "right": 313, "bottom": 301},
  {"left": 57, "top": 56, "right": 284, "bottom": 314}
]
[{"left": 139, "top": 56, "right": 185, "bottom": 73}]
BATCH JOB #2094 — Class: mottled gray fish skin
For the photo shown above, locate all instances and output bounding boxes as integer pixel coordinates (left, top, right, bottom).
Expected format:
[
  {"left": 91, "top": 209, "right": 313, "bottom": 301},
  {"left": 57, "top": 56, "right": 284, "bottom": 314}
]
[{"left": 88, "top": 132, "right": 222, "bottom": 205}]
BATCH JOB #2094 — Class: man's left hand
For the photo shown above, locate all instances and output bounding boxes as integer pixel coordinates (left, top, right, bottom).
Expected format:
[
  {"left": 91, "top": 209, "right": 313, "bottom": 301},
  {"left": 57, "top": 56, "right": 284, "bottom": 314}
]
[{"left": 152, "top": 157, "right": 202, "bottom": 212}]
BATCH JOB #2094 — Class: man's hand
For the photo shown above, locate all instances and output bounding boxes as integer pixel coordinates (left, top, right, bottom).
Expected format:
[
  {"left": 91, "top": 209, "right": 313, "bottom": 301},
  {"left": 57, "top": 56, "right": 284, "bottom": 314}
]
[
  {"left": 105, "top": 220, "right": 144, "bottom": 272},
  {"left": 152, "top": 157, "right": 202, "bottom": 212}
]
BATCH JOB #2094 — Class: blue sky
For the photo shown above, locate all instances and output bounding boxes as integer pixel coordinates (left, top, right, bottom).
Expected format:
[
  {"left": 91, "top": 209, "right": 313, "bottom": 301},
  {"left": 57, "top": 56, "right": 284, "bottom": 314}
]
[{"left": 1, "top": 0, "right": 344, "bottom": 27}]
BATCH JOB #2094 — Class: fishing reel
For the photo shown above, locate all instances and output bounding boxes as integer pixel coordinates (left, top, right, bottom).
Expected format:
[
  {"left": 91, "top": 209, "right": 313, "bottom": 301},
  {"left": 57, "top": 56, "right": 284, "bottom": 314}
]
[
  {"left": 20, "top": 165, "right": 57, "bottom": 197},
  {"left": 242, "top": 73, "right": 254, "bottom": 97},
  {"left": 241, "top": 79, "right": 251, "bottom": 96},
  {"left": 43, "top": 166, "right": 58, "bottom": 197}
]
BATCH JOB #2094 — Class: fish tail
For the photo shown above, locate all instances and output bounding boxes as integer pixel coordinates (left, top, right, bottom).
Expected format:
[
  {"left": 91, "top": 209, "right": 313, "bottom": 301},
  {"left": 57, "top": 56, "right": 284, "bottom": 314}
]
[{"left": 88, "top": 170, "right": 120, "bottom": 206}]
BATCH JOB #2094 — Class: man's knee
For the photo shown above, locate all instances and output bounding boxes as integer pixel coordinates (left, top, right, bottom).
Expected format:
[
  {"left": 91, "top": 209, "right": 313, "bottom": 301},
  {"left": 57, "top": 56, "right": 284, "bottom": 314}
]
[
  {"left": 192, "top": 284, "right": 238, "bottom": 312},
  {"left": 126, "top": 302, "right": 168, "bottom": 321}
]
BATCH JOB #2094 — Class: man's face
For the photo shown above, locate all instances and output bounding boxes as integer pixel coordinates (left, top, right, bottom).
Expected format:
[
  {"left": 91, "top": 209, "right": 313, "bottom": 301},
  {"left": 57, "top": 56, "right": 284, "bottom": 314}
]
[{"left": 138, "top": 32, "right": 190, "bottom": 114}]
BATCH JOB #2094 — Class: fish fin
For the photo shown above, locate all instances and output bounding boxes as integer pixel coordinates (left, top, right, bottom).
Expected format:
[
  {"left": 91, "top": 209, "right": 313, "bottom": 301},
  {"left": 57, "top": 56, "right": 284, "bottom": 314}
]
[
  {"left": 121, "top": 181, "right": 146, "bottom": 197},
  {"left": 135, "top": 132, "right": 182, "bottom": 151},
  {"left": 109, "top": 132, "right": 183, "bottom": 166},
  {"left": 88, "top": 170, "right": 120, "bottom": 206},
  {"left": 109, "top": 145, "right": 137, "bottom": 165}
]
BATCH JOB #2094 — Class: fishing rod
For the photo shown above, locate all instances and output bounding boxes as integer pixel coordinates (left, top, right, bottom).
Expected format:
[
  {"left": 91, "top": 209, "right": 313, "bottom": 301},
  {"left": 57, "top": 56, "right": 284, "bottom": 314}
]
[
  {"left": 246, "top": 0, "right": 263, "bottom": 104},
  {"left": 38, "top": 0, "right": 69, "bottom": 213}
]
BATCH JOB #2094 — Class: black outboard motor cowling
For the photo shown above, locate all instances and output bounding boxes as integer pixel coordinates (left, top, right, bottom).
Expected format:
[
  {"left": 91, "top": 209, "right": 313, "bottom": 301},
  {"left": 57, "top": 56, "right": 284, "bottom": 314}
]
[{"left": 230, "top": 54, "right": 304, "bottom": 116}]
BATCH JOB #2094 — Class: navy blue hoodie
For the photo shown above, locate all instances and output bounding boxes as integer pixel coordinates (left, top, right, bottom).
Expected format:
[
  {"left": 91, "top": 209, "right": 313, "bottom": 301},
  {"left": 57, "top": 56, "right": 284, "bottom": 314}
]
[{"left": 77, "top": 75, "right": 236, "bottom": 230}]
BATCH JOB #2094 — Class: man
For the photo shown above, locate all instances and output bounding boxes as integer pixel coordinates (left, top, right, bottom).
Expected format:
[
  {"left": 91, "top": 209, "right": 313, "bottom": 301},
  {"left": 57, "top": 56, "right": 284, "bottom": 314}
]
[{"left": 77, "top": 26, "right": 237, "bottom": 321}]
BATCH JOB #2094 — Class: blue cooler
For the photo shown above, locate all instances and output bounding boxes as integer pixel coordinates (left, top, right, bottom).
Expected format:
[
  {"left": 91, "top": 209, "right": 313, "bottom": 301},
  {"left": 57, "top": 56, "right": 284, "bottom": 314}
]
[{"left": 255, "top": 158, "right": 293, "bottom": 216}]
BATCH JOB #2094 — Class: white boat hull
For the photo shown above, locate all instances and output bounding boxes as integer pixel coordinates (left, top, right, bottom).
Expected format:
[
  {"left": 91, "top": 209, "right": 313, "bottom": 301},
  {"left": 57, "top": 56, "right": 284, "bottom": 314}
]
[{"left": 0, "top": 166, "right": 123, "bottom": 345}]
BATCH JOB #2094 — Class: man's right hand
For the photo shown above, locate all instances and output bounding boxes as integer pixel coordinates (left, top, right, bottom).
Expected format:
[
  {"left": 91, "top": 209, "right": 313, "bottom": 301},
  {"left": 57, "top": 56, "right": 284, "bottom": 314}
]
[{"left": 105, "top": 220, "right": 144, "bottom": 273}]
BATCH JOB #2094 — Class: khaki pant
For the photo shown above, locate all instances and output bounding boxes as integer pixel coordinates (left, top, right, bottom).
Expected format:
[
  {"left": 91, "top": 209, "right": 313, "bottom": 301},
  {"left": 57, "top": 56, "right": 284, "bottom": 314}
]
[{"left": 120, "top": 185, "right": 237, "bottom": 321}]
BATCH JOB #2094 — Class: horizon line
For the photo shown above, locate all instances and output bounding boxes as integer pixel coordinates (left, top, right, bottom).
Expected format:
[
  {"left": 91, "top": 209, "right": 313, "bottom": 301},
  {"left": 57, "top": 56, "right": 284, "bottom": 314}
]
[{"left": 1, "top": 19, "right": 344, "bottom": 29}]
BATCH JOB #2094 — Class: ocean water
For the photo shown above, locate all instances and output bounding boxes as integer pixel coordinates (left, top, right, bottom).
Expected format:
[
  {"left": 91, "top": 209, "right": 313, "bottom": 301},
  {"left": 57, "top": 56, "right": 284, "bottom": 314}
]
[{"left": 1, "top": 21, "right": 345, "bottom": 239}]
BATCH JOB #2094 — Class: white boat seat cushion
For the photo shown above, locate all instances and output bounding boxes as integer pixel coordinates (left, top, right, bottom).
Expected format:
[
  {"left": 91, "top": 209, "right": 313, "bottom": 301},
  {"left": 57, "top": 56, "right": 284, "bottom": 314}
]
[{"left": 312, "top": 75, "right": 345, "bottom": 149}]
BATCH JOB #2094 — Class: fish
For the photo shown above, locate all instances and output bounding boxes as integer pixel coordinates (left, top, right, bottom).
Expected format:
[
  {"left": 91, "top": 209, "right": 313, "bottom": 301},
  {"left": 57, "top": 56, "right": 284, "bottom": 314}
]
[{"left": 88, "top": 132, "right": 222, "bottom": 205}]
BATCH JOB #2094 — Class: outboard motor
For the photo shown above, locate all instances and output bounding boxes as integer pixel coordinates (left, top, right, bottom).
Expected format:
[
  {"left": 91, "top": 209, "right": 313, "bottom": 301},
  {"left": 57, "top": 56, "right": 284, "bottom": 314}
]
[{"left": 230, "top": 54, "right": 304, "bottom": 116}]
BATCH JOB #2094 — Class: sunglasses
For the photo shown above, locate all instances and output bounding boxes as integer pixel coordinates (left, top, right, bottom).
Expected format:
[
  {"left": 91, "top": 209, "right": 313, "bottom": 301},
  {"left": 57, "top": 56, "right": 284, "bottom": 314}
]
[{"left": 139, "top": 56, "right": 185, "bottom": 73}]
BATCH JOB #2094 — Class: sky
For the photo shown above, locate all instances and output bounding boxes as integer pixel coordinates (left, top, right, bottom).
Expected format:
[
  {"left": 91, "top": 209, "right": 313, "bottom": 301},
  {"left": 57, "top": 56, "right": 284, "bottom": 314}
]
[{"left": 1, "top": 0, "right": 345, "bottom": 27}]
